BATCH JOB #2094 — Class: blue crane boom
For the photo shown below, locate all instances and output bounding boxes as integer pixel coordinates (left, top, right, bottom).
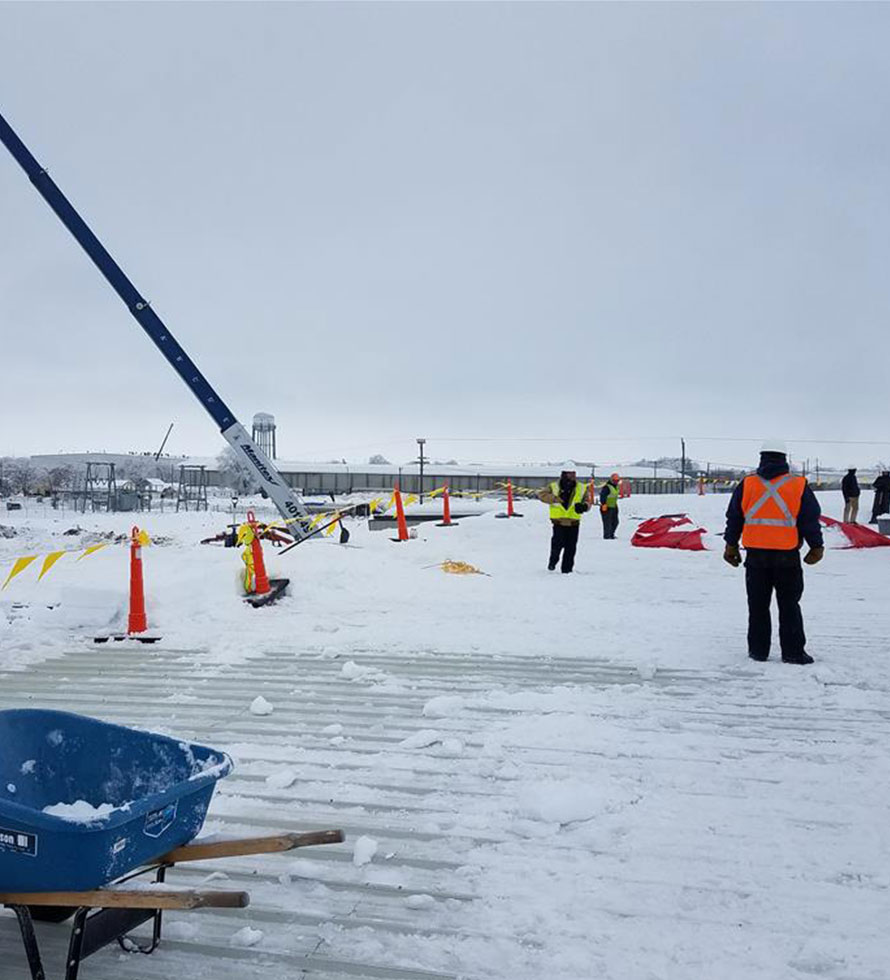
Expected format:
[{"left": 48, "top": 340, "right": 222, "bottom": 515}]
[{"left": 0, "top": 109, "right": 310, "bottom": 535}]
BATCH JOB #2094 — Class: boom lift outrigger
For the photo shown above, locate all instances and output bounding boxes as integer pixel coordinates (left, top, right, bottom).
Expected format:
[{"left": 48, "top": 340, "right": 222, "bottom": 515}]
[{"left": 0, "top": 110, "right": 312, "bottom": 540}]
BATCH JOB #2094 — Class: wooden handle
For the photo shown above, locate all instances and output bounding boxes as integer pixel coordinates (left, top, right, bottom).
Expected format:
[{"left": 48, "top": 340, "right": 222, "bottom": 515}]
[
  {"left": 1, "top": 888, "right": 250, "bottom": 910},
  {"left": 161, "top": 829, "right": 345, "bottom": 864}
]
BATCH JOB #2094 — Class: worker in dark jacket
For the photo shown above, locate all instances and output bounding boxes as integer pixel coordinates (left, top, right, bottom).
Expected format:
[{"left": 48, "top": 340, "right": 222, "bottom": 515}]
[
  {"left": 599, "top": 473, "right": 621, "bottom": 539},
  {"left": 870, "top": 471, "right": 890, "bottom": 524},
  {"left": 538, "top": 463, "right": 590, "bottom": 573},
  {"left": 841, "top": 468, "right": 860, "bottom": 523},
  {"left": 723, "top": 440, "right": 823, "bottom": 665}
]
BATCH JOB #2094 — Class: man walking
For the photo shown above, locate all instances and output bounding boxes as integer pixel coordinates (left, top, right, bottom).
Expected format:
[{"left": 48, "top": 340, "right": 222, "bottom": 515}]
[
  {"left": 723, "top": 441, "right": 823, "bottom": 665},
  {"left": 841, "top": 468, "right": 860, "bottom": 523},
  {"left": 870, "top": 470, "right": 890, "bottom": 524},
  {"left": 538, "top": 463, "right": 590, "bottom": 573},
  {"left": 599, "top": 473, "right": 620, "bottom": 539}
]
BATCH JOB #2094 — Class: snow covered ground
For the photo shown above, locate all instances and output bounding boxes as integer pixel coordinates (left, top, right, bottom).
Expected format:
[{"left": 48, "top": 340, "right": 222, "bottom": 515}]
[{"left": 1, "top": 491, "right": 889, "bottom": 979}]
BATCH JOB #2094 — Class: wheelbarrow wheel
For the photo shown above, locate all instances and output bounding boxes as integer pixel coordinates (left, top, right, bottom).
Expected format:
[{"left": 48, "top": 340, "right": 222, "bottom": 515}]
[{"left": 28, "top": 905, "right": 75, "bottom": 923}]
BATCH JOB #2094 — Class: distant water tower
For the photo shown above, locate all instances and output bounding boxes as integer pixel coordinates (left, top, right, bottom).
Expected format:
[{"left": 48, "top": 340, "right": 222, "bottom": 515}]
[{"left": 251, "top": 412, "right": 277, "bottom": 460}]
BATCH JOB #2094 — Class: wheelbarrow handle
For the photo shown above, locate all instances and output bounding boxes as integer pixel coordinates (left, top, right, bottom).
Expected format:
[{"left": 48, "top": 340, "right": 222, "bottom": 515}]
[
  {"left": 160, "top": 829, "right": 345, "bottom": 864},
  {"left": 1, "top": 888, "right": 250, "bottom": 910}
]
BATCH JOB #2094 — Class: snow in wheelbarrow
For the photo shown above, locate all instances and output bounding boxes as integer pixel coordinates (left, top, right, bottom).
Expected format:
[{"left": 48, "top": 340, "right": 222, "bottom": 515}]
[{"left": 0, "top": 709, "right": 231, "bottom": 893}]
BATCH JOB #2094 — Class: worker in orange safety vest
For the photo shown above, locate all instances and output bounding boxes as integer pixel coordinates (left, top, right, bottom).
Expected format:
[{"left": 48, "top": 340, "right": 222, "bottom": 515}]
[{"left": 722, "top": 440, "right": 824, "bottom": 665}]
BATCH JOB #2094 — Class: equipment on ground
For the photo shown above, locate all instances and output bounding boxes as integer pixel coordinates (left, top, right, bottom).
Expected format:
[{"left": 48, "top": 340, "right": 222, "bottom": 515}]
[
  {"left": 0, "top": 111, "right": 312, "bottom": 540},
  {"left": 0, "top": 709, "right": 343, "bottom": 979}
]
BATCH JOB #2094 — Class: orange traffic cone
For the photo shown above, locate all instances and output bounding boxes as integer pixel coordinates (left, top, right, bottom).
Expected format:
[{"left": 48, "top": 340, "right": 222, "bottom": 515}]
[
  {"left": 496, "top": 479, "right": 523, "bottom": 518},
  {"left": 392, "top": 484, "right": 410, "bottom": 542},
  {"left": 247, "top": 510, "right": 271, "bottom": 595},
  {"left": 127, "top": 525, "right": 148, "bottom": 634},
  {"left": 437, "top": 483, "right": 458, "bottom": 527}
]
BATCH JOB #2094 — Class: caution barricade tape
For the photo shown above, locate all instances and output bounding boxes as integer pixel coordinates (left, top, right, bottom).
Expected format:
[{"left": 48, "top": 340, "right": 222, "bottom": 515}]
[{"left": 1, "top": 542, "right": 109, "bottom": 590}]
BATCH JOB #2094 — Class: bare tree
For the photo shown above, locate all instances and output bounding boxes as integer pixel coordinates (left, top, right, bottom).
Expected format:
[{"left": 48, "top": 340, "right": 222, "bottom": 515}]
[
  {"left": 216, "top": 447, "right": 259, "bottom": 493},
  {"left": 5, "top": 457, "right": 43, "bottom": 495},
  {"left": 44, "top": 465, "right": 75, "bottom": 494},
  {"left": 0, "top": 457, "right": 13, "bottom": 496}
]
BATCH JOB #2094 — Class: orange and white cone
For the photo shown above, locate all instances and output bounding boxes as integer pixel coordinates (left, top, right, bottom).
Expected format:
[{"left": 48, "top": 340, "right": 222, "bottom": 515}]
[
  {"left": 437, "top": 484, "right": 457, "bottom": 527},
  {"left": 128, "top": 526, "right": 148, "bottom": 634},
  {"left": 247, "top": 510, "right": 270, "bottom": 595},
  {"left": 392, "top": 484, "right": 410, "bottom": 542}
]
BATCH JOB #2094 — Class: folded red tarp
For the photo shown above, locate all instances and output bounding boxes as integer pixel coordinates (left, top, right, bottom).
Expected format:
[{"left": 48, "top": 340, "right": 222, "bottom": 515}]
[
  {"left": 820, "top": 515, "right": 890, "bottom": 549},
  {"left": 632, "top": 514, "right": 707, "bottom": 551}
]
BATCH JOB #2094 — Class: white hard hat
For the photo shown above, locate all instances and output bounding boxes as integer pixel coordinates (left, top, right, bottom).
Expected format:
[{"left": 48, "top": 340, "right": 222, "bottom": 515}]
[
  {"left": 560, "top": 460, "right": 577, "bottom": 473},
  {"left": 760, "top": 439, "right": 787, "bottom": 455}
]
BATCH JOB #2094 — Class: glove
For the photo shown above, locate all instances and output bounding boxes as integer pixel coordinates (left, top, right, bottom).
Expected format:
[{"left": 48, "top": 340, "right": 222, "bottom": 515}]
[
  {"left": 723, "top": 544, "right": 742, "bottom": 567},
  {"left": 601, "top": 504, "right": 608, "bottom": 513},
  {"left": 803, "top": 547, "right": 824, "bottom": 565},
  {"left": 574, "top": 502, "right": 589, "bottom": 514}
]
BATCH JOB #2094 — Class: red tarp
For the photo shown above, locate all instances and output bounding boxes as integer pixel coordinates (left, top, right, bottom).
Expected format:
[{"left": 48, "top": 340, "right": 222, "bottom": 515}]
[
  {"left": 631, "top": 514, "right": 707, "bottom": 551},
  {"left": 820, "top": 515, "right": 890, "bottom": 549}
]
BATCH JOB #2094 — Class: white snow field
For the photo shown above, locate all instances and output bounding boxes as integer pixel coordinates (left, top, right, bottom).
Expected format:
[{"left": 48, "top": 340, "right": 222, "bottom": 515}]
[{"left": 1, "top": 492, "right": 889, "bottom": 980}]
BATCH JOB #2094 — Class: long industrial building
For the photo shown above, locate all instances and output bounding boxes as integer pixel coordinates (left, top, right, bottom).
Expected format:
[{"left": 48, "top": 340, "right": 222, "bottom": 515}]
[{"left": 29, "top": 453, "right": 693, "bottom": 496}]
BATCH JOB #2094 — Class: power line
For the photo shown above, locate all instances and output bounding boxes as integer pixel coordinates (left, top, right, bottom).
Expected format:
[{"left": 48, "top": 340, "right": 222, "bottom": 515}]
[{"left": 426, "top": 436, "right": 890, "bottom": 446}]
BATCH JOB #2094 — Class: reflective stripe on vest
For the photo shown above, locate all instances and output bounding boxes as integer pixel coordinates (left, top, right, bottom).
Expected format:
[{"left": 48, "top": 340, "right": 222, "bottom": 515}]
[
  {"left": 549, "top": 481, "right": 587, "bottom": 522},
  {"left": 741, "top": 474, "right": 806, "bottom": 550}
]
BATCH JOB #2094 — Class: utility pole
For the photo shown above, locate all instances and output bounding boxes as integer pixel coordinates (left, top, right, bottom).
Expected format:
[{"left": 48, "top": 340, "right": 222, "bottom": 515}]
[
  {"left": 680, "top": 438, "right": 686, "bottom": 494},
  {"left": 416, "top": 438, "right": 427, "bottom": 504},
  {"left": 154, "top": 422, "right": 174, "bottom": 462}
]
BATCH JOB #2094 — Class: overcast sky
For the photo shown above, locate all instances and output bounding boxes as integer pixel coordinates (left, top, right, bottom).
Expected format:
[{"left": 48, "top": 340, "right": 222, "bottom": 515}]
[{"left": 2, "top": 2, "right": 889, "bottom": 471}]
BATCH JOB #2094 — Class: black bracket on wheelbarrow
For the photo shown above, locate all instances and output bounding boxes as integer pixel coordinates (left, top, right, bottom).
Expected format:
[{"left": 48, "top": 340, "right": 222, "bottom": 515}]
[
  {"left": 6, "top": 864, "right": 166, "bottom": 980},
  {"left": 2, "top": 829, "right": 344, "bottom": 980}
]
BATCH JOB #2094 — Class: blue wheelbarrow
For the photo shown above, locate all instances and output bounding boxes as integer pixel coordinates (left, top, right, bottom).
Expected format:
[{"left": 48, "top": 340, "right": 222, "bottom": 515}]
[
  {"left": 0, "top": 709, "right": 232, "bottom": 893},
  {"left": 0, "top": 709, "right": 344, "bottom": 979}
]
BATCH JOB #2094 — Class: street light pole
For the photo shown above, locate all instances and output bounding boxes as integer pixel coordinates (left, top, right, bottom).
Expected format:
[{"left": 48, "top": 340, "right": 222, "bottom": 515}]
[
  {"left": 680, "top": 438, "right": 686, "bottom": 494},
  {"left": 417, "top": 438, "right": 427, "bottom": 504}
]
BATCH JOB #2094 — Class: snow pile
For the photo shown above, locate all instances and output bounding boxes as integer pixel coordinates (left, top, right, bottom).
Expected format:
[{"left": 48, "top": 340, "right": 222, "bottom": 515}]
[
  {"left": 422, "top": 694, "right": 466, "bottom": 718},
  {"left": 352, "top": 836, "right": 378, "bottom": 867},
  {"left": 43, "top": 800, "right": 122, "bottom": 823},
  {"left": 515, "top": 778, "right": 629, "bottom": 827},
  {"left": 229, "top": 926, "right": 263, "bottom": 947},
  {"left": 249, "top": 695, "right": 274, "bottom": 716},
  {"left": 264, "top": 768, "right": 297, "bottom": 789},
  {"left": 398, "top": 729, "right": 442, "bottom": 749}
]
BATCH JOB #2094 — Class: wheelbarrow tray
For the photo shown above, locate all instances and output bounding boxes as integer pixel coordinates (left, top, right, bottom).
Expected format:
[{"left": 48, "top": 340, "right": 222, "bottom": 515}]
[{"left": 0, "top": 709, "right": 232, "bottom": 893}]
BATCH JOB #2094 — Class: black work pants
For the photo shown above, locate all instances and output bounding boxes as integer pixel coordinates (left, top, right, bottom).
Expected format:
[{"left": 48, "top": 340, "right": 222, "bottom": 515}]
[
  {"left": 745, "top": 551, "right": 806, "bottom": 660},
  {"left": 601, "top": 508, "right": 619, "bottom": 539},
  {"left": 549, "top": 522, "right": 580, "bottom": 572}
]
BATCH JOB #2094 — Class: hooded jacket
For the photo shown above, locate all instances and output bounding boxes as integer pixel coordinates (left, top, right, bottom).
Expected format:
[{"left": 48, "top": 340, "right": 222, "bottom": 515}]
[
  {"left": 724, "top": 454, "right": 823, "bottom": 549},
  {"left": 841, "top": 471, "right": 860, "bottom": 499}
]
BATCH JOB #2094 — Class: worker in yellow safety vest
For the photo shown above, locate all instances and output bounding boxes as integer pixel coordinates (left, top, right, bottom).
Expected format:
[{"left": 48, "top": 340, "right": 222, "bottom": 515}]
[
  {"left": 723, "top": 440, "right": 824, "bottom": 665},
  {"left": 599, "top": 473, "right": 621, "bottom": 539},
  {"left": 538, "top": 462, "right": 590, "bottom": 573}
]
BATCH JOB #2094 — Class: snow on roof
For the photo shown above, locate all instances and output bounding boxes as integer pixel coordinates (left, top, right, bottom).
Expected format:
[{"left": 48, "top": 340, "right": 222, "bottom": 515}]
[{"left": 182, "top": 457, "right": 690, "bottom": 480}]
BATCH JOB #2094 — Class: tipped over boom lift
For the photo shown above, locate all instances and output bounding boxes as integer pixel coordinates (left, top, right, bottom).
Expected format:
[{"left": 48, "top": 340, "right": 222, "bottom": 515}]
[{"left": 0, "top": 110, "right": 311, "bottom": 540}]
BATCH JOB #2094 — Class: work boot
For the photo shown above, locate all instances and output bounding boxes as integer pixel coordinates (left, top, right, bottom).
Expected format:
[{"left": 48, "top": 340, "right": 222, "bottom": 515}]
[
  {"left": 748, "top": 652, "right": 769, "bottom": 662},
  {"left": 782, "top": 652, "right": 814, "bottom": 665},
  {"left": 547, "top": 562, "right": 556, "bottom": 571}
]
